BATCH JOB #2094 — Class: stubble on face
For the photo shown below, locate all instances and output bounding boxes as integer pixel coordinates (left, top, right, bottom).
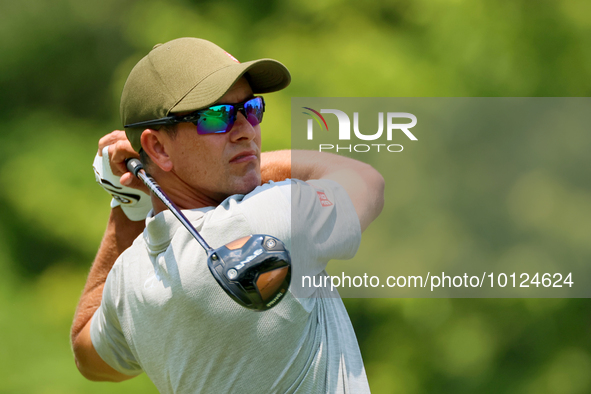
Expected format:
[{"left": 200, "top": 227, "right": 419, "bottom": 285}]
[{"left": 165, "top": 78, "right": 263, "bottom": 206}]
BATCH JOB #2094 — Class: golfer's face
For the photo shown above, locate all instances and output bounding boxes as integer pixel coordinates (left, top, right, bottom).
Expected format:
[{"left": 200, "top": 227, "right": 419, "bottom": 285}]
[{"left": 167, "top": 78, "right": 262, "bottom": 201}]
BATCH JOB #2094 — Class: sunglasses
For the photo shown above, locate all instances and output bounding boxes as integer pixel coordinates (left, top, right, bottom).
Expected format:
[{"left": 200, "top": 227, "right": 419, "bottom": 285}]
[{"left": 124, "top": 96, "right": 265, "bottom": 135}]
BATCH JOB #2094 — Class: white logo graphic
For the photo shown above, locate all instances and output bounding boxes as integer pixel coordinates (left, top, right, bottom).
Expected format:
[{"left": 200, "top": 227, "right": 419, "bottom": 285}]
[
  {"left": 307, "top": 110, "right": 417, "bottom": 141},
  {"left": 304, "top": 107, "right": 417, "bottom": 153}
]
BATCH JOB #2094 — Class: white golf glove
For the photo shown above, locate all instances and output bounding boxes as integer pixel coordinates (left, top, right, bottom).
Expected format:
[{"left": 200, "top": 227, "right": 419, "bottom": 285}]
[{"left": 93, "top": 146, "right": 152, "bottom": 221}]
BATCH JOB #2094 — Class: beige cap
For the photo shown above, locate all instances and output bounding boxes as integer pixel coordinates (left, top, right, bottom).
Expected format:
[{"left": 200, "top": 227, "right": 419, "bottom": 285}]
[{"left": 121, "top": 37, "right": 291, "bottom": 151}]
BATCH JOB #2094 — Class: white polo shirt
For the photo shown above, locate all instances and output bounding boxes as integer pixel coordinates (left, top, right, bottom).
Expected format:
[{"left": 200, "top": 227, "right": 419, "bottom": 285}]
[{"left": 91, "top": 179, "right": 369, "bottom": 393}]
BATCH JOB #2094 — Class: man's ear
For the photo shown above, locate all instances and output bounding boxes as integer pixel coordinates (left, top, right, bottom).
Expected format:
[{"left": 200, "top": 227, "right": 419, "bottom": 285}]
[{"left": 141, "top": 129, "right": 173, "bottom": 172}]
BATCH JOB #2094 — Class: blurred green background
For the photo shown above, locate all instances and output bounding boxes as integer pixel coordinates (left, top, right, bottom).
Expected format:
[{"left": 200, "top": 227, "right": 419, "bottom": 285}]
[{"left": 1, "top": 0, "right": 590, "bottom": 393}]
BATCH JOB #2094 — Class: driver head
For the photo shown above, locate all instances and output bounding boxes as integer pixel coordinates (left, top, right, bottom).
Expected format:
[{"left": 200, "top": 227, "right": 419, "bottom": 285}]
[{"left": 208, "top": 235, "right": 291, "bottom": 311}]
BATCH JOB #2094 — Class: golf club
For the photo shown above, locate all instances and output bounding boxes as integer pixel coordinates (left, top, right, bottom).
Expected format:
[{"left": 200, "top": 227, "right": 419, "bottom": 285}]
[{"left": 126, "top": 158, "right": 291, "bottom": 311}]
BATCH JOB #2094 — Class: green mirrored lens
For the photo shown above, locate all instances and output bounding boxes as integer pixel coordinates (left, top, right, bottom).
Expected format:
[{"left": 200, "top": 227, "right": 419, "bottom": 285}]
[
  {"left": 194, "top": 97, "right": 264, "bottom": 134},
  {"left": 196, "top": 105, "right": 234, "bottom": 134}
]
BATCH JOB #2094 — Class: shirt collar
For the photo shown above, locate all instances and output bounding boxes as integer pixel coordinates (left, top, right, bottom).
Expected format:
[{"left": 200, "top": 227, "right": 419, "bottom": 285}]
[{"left": 143, "top": 207, "right": 214, "bottom": 253}]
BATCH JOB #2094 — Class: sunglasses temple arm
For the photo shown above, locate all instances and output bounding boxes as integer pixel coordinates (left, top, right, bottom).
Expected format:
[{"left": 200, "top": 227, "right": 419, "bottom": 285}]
[
  {"left": 124, "top": 116, "right": 177, "bottom": 129},
  {"left": 126, "top": 158, "right": 215, "bottom": 255}
]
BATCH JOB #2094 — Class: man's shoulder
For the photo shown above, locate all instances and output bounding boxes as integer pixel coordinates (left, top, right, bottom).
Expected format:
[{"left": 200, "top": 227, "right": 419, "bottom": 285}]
[
  {"left": 113, "top": 232, "right": 148, "bottom": 268},
  {"left": 224, "top": 179, "right": 294, "bottom": 206},
  {"left": 232, "top": 178, "right": 350, "bottom": 209},
  {"left": 246, "top": 179, "right": 293, "bottom": 197}
]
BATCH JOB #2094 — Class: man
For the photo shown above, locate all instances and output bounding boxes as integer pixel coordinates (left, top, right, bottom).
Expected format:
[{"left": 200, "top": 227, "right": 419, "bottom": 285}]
[{"left": 71, "top": 37, "right": 384, "bottom": 393}]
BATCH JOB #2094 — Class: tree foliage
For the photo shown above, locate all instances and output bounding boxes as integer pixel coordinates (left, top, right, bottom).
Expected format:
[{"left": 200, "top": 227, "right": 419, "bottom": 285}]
[{"left": 0, "top": 0, "right": 590, "bottom": 392}]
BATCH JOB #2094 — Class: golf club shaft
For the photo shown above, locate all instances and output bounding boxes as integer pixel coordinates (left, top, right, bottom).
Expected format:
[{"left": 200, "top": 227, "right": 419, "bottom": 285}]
[{"left": 126, "top": 158, "right": 214, "bottom": 254}]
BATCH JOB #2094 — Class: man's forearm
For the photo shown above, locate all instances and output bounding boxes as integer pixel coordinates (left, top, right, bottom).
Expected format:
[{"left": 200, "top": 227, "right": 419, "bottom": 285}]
[
  {"left": 260, "top": 150, "right": 292, "bottom": 183},
  {"left": 70, "top": 207, "right": 145, "bottom": 345},
  {"left": 261, "top": 150, "right": 349, "bottom": 182},
  {"left": 263, "top": 149, "right": 377, "bottom": 180}
]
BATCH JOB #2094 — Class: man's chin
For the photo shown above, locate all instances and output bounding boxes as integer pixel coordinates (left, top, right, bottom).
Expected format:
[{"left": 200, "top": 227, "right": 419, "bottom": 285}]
[{"left": 230, "top": 173, "right": 262, "bottom": 195}]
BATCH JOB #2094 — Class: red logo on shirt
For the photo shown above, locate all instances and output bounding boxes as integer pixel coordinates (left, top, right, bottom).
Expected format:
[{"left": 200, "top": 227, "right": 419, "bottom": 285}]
[{"left": 317, "top": 191, "right": 333, "bottom": 207}]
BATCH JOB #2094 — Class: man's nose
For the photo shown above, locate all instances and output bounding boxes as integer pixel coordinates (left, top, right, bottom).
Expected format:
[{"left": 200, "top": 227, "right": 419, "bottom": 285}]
[{"left": 229, "top": 112, "right": 256, "bottom": 142}]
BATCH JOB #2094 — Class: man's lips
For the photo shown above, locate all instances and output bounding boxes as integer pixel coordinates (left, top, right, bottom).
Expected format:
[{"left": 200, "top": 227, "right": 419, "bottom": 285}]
[{"left": 230, "top": 151, "right": 258, "bottom": 164}]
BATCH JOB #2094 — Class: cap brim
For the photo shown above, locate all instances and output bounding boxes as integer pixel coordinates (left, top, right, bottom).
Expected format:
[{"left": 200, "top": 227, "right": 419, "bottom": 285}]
[{"left": 169, "top": 59, "right": 291, "bottom": 114}]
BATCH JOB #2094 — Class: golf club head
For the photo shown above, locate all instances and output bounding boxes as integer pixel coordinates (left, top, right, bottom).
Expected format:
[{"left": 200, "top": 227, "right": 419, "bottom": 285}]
[{"left": 207, "top": 234, "right": 291, "bottom": 311}]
